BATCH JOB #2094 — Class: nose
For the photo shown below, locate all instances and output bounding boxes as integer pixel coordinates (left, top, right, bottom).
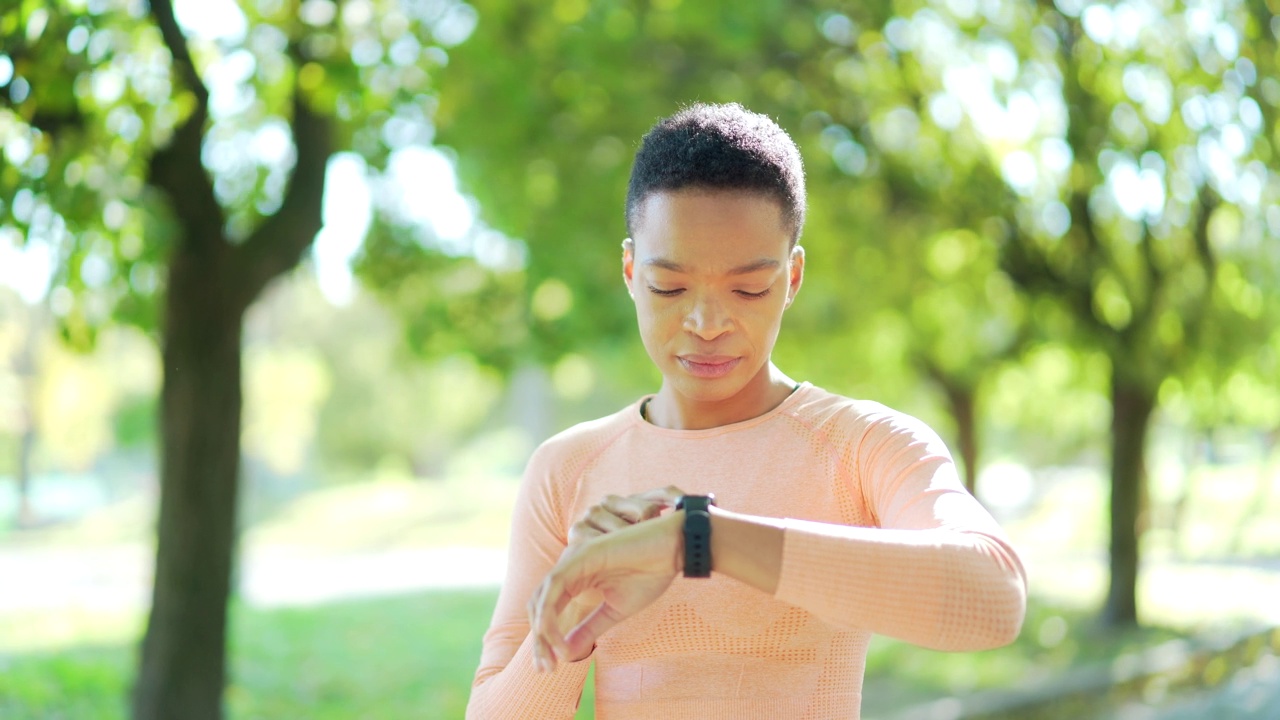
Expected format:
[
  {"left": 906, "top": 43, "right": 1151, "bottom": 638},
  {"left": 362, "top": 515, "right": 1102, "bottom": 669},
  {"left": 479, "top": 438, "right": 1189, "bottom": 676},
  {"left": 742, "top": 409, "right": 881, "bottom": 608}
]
[{"left": 682, "top": 292, "right": 733, "bottom": 341}]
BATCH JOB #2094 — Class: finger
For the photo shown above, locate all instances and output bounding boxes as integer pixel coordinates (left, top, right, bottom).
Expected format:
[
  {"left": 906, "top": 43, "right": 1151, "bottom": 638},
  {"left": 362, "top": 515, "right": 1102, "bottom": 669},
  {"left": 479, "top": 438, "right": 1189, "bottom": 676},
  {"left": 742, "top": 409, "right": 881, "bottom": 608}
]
[
  {"left": 527, "top": 586, "right": 552, "bottom": 671},
  {"left": 600, "top": 494, "right": 651, "bottom": 524},
  {"left": 568, "top": 525, "right": 601, "bottom": 545},
  {"left": 529, "top": 610, "right": 563, "bottom": 672},
  {"left": 528, "top": 576, "right": 574, "bottom": 669},
  {"left": 569, "top": 506, "right": 630, "bottom": 545},
  {"left": 564, "top": 602, "right": 626, "bottom": 660},
  {"left": 606, "top": 488, "right": 681, "bottom": 523},
  {"left": 637, "top": 485, "right": 686, "bottom": 508},
  {"left": 568, "top": 517, "right": 604, "bottom": 545},
  {"left": 612, "top": 494, "right": 667, "bottom": 522},
  {"left": 634, "top": 502, "right": 663, "bottom": 522},
  {"left": 539, "top": 637, "right": 559, "bottom": 673},
  {"left": 530, "top": 574, "right": 578, "bottom": 668},
  {"left": 588, "top": 506, "right": 632, "bottom": 533},
  {"left": 531, "top": 635, "right": 548, "bottom": 673}
]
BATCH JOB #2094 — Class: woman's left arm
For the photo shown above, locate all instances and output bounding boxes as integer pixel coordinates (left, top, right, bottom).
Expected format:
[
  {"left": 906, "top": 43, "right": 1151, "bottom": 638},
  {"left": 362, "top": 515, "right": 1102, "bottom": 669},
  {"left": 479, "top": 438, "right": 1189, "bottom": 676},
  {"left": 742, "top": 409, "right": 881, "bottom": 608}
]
[{"left": 528, "top": 414, "right": 1027, "bottom": 669}]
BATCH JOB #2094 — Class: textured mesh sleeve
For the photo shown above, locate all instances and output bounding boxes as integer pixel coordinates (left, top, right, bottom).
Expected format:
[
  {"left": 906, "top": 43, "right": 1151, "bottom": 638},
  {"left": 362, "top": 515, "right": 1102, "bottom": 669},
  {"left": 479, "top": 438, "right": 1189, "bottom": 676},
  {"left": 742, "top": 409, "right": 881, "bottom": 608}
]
[
  {"left": 465, "top": 443, "right": 592, "bottom": 719},
  {"left": 773, "top": 408, "right": 1027, "bottom": 651}
]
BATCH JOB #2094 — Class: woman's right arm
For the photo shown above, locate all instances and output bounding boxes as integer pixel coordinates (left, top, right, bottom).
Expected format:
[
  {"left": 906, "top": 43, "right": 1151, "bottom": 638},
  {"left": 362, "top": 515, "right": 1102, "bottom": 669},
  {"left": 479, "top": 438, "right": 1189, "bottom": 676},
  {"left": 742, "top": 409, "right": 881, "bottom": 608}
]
[{"left": 464, "top": 448, "right": 593, "bottom": 720}]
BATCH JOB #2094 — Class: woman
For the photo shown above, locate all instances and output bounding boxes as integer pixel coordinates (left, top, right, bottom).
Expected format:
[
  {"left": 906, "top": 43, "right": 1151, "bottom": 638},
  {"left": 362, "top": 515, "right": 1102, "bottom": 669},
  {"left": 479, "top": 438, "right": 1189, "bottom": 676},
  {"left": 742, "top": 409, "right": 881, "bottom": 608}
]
[{"left": 466, "top": 103, "right": 1026, "bottom": 719}]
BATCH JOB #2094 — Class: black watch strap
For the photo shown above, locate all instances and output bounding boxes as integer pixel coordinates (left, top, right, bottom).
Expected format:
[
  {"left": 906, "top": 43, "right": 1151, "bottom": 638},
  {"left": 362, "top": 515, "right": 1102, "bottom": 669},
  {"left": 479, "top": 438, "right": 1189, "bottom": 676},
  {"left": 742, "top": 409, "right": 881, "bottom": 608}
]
[{"left": 676, "top": 494, "right": 715, "bottom": 578}]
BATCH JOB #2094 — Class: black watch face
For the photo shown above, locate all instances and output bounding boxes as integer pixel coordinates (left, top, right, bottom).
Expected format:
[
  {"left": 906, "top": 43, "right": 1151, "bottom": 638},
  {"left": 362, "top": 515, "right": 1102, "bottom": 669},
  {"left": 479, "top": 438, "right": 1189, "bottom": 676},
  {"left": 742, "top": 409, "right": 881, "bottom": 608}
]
[{"left": 678, "top": 495, "right": 714, "bottom": 512}]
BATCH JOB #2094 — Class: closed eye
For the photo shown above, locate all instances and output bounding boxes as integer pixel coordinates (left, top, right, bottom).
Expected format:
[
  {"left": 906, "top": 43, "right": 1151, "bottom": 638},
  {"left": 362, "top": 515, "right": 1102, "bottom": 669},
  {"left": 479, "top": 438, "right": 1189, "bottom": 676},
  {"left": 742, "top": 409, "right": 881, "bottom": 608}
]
[
  {"left": 647, "top": 285, "right": 684, "bottom": 297},
  {"left": 736, "top": 289, "right": 772, "bottom": 299}
]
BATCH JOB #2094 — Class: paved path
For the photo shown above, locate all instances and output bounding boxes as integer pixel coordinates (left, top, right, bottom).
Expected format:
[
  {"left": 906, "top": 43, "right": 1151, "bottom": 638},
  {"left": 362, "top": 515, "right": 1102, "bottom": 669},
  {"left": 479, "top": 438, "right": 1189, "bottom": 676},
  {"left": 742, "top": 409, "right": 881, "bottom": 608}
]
[{"left": 0, "top": 543, "right": 507, "bottom": 613}]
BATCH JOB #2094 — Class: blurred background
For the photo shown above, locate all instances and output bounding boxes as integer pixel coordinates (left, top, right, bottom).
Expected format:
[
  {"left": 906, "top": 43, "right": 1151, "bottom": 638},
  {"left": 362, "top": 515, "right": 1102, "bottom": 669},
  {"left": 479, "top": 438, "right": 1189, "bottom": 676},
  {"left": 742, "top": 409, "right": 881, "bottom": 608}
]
[{"left": 1, "top": 0, "right": 1278, "bottom": 718}]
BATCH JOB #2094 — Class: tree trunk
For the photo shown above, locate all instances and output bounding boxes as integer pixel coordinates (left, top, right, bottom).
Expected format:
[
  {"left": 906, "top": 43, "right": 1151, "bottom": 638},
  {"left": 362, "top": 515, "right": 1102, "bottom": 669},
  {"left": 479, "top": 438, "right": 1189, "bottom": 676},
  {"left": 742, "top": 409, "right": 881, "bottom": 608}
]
[
  {"left": 13, "top": 300, "right": 46, "bottom": 529},
  {"left": 924, "top": 362, "right": 981, "bottom": 497},
  {"left": 133, "top": 6, "right": 327, "bottom": 713},
  {"left": 134, "top": 246, "right": 248, "bottom": 720},
  {"left": 1102, "top": 369, "right": 1157, "bottom": 627},
  {"left": 944, "top": 382, "right": 979, "bottom": 497},
  {"left": 16, "top": 413, "right": 35, "bottom": 527}
]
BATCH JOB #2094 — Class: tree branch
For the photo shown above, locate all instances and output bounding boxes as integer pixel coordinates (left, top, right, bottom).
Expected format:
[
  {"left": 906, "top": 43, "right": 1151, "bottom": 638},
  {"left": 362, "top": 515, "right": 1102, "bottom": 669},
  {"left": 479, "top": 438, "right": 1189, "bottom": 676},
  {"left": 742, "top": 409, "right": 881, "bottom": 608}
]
[
  {"left": 150, "top": 0, "right": 209, "bottom": 109},
  {"left": 234, "top": 89, "right": 333, "bottom": 303},
  {"left": 1179, "top": 184, "right": 1221, "bottom": 346},
  {"left": 1191, "top": 184, "right": 1218, "bottom": 275},
  {"left": 147, "top": 0, "right": 223, "bottom": 250},
  {"left": 1000, "top": 220, "right": 1102, "bottom": 341}
]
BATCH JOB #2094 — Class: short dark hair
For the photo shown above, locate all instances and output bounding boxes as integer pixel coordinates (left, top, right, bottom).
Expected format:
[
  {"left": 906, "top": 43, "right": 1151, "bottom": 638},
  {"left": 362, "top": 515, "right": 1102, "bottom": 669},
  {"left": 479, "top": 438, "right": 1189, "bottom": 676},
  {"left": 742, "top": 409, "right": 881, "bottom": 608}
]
[{"left": 625, "top": 103, "right": 806, "bottom": 244}]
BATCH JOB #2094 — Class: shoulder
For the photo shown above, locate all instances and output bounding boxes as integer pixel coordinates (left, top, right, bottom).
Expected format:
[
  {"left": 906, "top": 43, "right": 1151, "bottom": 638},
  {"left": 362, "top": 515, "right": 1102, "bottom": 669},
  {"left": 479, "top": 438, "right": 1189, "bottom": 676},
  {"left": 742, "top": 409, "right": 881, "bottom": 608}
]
[
  {"left": 525, "top": 400, "right": 643, "bottom": 479},
  {"left": 789, "top": 385, "right": 949, "bottom": 451},
  {"left": 517, "top": 401, "right": 643, "bottom": 523}
]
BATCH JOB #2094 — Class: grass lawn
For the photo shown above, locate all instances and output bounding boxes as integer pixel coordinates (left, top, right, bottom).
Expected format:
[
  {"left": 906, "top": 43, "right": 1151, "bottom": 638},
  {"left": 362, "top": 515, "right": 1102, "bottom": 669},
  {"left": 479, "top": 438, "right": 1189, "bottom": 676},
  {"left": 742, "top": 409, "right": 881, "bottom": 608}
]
[
  {"left": 0, "top": 589, "right": 495, "bottom": 720},
  {"left": 0, "top": 590, "right": 1185, "bottom": 720}
]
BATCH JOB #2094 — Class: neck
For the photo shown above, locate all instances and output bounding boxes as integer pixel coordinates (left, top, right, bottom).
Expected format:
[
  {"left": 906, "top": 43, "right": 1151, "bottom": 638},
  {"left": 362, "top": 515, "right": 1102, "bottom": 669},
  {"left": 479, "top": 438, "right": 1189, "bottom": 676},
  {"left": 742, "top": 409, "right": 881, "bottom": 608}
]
[{"left": 646, "top": 362, "right": 798, "bottom": 430}]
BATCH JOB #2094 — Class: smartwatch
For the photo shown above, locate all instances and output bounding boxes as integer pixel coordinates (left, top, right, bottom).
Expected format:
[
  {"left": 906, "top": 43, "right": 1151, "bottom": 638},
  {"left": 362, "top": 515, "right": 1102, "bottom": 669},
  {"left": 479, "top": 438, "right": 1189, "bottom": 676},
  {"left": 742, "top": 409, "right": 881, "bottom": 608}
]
[{"left": 676, "top": 494, "right": 716, "bottom": 578}]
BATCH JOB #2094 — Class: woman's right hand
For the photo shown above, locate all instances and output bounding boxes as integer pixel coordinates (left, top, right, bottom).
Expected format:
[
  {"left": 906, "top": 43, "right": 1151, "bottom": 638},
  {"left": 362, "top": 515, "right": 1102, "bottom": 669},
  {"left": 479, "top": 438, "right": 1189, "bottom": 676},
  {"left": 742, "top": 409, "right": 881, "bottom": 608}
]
[
  {"left": 567, "top": 485, "right": 686, "bottom": 545},
  {"left": 533, "top": 490, "right": 689, "bottom": 671},
  {"left": 544, "top": 485, "right": 685, "bottom": 664}
]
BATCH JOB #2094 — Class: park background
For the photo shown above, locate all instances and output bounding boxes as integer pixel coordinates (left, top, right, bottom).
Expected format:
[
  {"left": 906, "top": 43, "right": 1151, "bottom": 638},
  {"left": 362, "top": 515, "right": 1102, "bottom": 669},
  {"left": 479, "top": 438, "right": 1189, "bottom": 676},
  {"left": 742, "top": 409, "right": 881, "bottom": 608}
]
[{"left": 1, "top": 0, "right": 1279, "bottom": 718}]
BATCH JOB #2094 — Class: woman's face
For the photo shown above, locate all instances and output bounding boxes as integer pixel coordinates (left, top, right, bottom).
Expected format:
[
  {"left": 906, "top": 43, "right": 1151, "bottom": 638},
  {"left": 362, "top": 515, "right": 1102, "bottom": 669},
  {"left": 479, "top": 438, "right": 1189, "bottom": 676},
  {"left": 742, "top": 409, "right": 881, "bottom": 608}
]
[{"left": 623, "top": 188, "right": 804, "bottom": 407}]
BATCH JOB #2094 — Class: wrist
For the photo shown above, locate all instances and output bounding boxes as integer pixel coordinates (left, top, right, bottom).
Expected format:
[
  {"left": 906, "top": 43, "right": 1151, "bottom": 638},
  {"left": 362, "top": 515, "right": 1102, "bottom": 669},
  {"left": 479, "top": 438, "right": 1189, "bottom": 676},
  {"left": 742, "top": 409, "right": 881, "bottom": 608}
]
[
  {"left": 707, "top": 506, "right": 785, "bottom": 595},
  {"left": 665, "top": 510, "right": 686, "bottom": 575},
  {"left": 676, "top": 495, "right": 715, "bottom": 578}
]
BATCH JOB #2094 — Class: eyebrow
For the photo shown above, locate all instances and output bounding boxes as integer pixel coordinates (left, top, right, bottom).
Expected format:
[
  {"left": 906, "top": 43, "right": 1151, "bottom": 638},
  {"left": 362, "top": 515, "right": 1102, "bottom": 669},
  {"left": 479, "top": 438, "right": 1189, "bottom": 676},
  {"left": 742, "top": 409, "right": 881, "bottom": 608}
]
[{"left": 643, "top": 258, "right": 780, "bottom": 275}]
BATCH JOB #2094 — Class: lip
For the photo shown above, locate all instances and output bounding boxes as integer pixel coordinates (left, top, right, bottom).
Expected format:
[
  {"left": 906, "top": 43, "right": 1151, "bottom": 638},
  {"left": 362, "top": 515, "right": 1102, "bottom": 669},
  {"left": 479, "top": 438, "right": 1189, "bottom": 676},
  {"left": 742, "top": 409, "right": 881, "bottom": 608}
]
[{"left": 677, "top": 355, "right": 742, "bottom": 378}]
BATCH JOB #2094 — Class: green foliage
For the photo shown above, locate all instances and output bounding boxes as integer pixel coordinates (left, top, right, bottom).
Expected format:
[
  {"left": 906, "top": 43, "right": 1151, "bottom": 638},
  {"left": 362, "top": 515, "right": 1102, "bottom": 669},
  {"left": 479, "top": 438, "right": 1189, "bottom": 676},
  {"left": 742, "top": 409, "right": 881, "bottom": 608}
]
[
  {"left": 431, "top": 0, "right": 1036, "bottom": 442},
  {"left": 1, "top": 1, "right": 178, "bottom": 345},
  {"left": 988, "top": 1, "right": 1279, "bottom": 395},
  {"left": 243, "top": 274, "right": 509, "bottom": 480},
  {"left": 353, "top": 223, "right": 528, "bottom": 370},
  {"left": 985, "top": 343, "right": 1111, "bottom": 465},
  {"left": 430, "top": 0, "right": 1279, "bottom": 431},
  {"left": 0, "top": 0, "right": 526, "bottom": 364},
  {"left": 434, "top": 0, "right": 828, "bottom": 365}
]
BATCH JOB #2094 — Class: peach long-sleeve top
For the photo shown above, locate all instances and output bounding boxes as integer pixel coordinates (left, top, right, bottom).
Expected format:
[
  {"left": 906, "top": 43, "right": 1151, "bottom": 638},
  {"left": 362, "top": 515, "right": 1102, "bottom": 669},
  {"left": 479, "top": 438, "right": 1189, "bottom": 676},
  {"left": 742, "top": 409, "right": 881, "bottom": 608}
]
[{"left": 466, "top": 383, "right": 1027, "bottom": 719}]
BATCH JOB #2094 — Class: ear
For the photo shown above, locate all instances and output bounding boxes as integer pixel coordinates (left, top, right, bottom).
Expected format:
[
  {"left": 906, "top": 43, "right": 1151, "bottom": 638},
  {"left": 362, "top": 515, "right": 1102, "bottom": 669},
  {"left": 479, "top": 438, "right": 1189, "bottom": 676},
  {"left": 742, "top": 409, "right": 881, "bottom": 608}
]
[
  {"left": 785, "top": 245, "right": 805, "bottom": 309},
  {"left": 622, "top": 238, "right": 636, "bottom": 299}
]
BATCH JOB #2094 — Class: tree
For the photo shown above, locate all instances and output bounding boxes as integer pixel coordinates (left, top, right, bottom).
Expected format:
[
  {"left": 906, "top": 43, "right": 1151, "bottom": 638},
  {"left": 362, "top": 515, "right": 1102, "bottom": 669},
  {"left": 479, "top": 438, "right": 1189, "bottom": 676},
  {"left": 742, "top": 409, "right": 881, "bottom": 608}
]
[
  {"left": 993, "top": 0, "right": 1279, "bottom": 625},
  {"left": 1, "top": 0, "right": 498, "bottom": 716}
]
